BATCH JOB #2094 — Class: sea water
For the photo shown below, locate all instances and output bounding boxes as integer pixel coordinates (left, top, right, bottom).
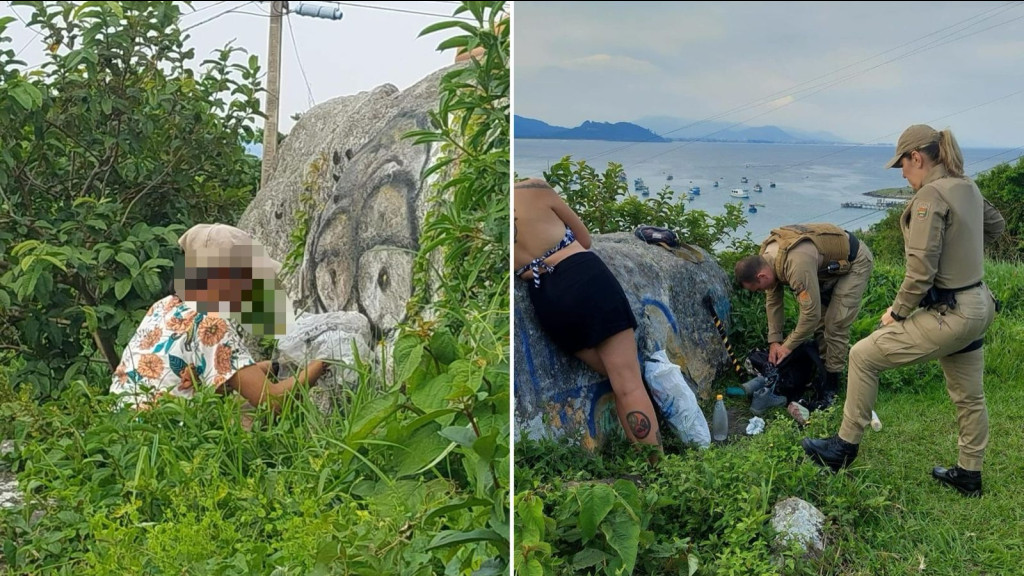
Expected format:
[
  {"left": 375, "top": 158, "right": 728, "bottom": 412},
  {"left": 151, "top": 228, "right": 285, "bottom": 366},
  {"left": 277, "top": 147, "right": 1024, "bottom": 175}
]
[{"left": 514, "top": 139, "right": 1018, "bottom": 242}]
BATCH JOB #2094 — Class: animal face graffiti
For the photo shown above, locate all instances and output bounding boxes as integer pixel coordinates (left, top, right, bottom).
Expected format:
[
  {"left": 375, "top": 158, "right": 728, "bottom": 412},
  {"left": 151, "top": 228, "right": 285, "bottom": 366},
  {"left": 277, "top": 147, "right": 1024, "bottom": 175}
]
[{"left": 302, "top": 111, "right": 437, "bottom": 336}]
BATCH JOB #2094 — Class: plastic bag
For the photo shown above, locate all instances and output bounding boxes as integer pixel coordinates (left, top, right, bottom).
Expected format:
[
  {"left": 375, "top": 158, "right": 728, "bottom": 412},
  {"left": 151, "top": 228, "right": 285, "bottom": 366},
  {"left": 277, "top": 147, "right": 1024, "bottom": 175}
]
[
  {"left": 746, "top": 417, "right": 766, "bottom": 435},
  {"left": 644, "top": 349, "right": 711, "bottom": 448},
  {"left": 275, "top": 311, "right": 371, "bottom": 367}
]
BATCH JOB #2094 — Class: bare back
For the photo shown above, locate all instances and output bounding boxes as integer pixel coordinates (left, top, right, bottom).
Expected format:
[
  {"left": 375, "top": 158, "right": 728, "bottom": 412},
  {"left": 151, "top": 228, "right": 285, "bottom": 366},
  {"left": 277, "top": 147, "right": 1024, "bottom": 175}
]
[{"left": 513, "top": 179, "right": 591, "bottom": 280}]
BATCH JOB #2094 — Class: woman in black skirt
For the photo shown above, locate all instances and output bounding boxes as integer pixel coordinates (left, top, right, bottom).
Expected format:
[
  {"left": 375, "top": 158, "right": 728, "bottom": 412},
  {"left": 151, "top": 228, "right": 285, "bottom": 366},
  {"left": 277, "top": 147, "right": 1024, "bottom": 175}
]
[{"left": 514, "top": 178, "right": 662, "bottom": 451}]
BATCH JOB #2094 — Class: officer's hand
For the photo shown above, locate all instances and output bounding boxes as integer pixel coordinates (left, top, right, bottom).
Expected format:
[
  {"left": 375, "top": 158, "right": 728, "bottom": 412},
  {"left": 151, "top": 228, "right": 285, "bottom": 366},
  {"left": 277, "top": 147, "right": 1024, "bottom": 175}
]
[
  {"left": 769, "top": 343, "right": 791, "bottom": 364},
  {"left": 880, "top": 307, "right": 896, "bottom": 327}
]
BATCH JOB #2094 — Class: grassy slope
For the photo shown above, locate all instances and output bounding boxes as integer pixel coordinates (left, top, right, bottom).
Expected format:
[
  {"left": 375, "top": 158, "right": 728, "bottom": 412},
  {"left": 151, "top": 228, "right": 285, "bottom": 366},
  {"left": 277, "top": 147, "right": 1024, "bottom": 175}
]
[{"left": 515, "top": 259, "right": 1024, "bottom": 576}]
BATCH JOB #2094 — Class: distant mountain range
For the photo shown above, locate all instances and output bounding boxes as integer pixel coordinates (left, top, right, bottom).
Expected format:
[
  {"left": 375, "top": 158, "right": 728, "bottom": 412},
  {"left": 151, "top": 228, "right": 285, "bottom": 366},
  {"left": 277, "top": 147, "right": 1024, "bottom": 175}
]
[
  {"left": 514, "top": 116, "right": 668, "bottom": 143},
  {"left": 634, "top": 115, "right": 849, "bottom": 144},
  {"left": 514, "top": 114, "right": 849, "bottom": 144}
]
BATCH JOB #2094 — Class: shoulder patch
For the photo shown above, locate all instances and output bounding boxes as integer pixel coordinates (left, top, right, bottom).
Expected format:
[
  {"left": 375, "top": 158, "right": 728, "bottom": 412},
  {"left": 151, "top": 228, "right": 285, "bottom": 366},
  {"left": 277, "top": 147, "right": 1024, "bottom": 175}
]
[
  {"left": 798, "top": 290, "right": 811, "bottom": 304},
  {"left": 916, "top": 202, "right": 930, "bottom": 219}
]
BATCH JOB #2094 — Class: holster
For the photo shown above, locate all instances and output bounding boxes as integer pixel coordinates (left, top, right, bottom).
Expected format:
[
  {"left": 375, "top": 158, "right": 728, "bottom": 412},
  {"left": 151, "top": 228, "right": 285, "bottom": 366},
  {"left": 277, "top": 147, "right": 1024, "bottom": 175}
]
[
  {"left": 824, "top": 259, "right": 852, "bottom": 275},
  {"left": 918, "top": 281, "right": 984, "bottom": 313},
  {"left": 919, "top": 287, "right": 958, "bottom": 311}
]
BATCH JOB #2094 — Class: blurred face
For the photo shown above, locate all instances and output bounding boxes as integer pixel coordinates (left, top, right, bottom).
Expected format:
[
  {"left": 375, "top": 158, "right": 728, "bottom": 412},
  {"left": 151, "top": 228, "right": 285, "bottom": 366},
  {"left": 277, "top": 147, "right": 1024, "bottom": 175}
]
[{"left": 186, "top": 267, "right": 253, "bottom": 311}]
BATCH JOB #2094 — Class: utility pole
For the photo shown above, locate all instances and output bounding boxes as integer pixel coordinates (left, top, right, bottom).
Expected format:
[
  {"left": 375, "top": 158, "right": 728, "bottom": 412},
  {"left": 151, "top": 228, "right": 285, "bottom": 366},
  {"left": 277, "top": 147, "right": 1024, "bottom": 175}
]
[
  {"left": 259, "top": 1, "right": 342, "bottom": 190},
  {"left": 260, "top": 0, "right": 284, "bottom": 190}
]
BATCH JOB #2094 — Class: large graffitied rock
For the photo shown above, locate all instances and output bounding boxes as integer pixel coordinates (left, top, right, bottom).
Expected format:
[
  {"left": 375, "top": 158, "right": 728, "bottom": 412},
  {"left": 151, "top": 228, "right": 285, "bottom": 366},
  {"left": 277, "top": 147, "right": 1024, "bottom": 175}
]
[
  {"left": 513, "top": 232, "right": 735, "bottom": 449},
  {"left": 238, "top": 65, "right": 455, "bottom": 337}
]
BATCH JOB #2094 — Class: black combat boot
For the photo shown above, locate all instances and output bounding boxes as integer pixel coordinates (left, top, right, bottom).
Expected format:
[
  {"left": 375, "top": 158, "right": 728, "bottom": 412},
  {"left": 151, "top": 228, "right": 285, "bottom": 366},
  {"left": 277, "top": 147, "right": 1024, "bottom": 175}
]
[
  {"left": 932, "top": 466, "right": 982, "bottom": 498},
  {"left": 801, "top": 435, "right": 858, "bottom": 472}
]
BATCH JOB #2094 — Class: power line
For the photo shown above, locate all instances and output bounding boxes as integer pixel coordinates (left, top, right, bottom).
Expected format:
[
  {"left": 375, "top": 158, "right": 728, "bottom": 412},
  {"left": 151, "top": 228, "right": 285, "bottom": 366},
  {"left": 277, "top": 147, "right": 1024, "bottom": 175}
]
[
  {"left": 583, "top": 1, "right": 1024, "bottom": 164},
  {"left": 182, "top": 1, "right": 260, "bottom": 32},
  {"left": 755, "top": 88, "right": 1024, "bottom": 186},
  {"left": 181, "top": 0, "right": 231, "bottom": 17},
  {"left": 322, "top": 2, "right": 476, "bottom": 22},
  {"left": 286, "top": 12, "right": 315, "bottom": 108},
  {"left": 13, "top": 36, "right": 36, "bottom": 58}
]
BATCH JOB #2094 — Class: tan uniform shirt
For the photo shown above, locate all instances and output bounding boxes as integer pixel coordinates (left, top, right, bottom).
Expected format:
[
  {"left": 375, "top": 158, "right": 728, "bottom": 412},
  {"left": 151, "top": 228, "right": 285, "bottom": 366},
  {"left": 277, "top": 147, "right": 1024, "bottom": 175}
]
[
  {"left": 764, "top": 239, "right": 826, "bottom": 351},
  {"left": 891, "top": 165, "right": 1006, "bottom": 318}
]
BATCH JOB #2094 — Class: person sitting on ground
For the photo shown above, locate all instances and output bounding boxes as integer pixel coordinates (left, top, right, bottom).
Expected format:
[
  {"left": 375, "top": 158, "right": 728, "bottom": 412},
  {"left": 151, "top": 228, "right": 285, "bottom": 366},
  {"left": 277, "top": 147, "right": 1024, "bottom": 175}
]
[
  {"left": 110, "top": 223, "right": 325, "bottom": 413},
  {"left": 514, "top": 178, "right": 662, "bottom": 454}
]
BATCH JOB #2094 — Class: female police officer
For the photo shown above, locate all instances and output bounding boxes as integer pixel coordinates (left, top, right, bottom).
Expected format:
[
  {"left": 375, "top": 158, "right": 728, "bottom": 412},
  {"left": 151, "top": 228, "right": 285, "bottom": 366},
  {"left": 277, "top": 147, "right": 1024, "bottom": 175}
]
[{"left": 801, "top": 124, "right": 1004, "bottom": 497}]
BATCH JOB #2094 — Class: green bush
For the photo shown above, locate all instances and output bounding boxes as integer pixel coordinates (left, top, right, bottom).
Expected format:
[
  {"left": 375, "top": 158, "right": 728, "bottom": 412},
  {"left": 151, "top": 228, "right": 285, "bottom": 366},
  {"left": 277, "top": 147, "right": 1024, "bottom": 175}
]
[
  {"left": 1, "top": 1, "right": 510, "bottom": 574},
  {"left": 975, "top": 157, "right": 1024, "bottom": 262},
  {"left": 540, "top": 157, "right": 757, "bottom": 257},
  {"left": 859, "top": 157, "right": 1024, "bottom": 266},
  {"left": 0, "top": 1, "right": 262, "bottom": 399}
]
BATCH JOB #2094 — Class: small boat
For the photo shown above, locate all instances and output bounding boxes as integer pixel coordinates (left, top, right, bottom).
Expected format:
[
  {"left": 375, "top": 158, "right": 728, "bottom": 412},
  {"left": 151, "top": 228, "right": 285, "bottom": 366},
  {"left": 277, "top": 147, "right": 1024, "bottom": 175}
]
[
  {"left": 666, "top": 174, "right": 674, "bottom": 181},
  {"left": 740, "top": 176, "right": 749, "bottom": 184},
  {"left": 617, "top": 173, "right": 627, "bottom": 184},
  {"left": 690, "top": 186, "right": 700, "bottom": 195},
  {"left": 769, "top": 181, "right": 776, "bottom": 188},
  {"left": 748, "top": 202, "right": 765, "bottom": 214},
  {"left": 753, "top": 183, "right": 763, "bottom": 193},
  {"left": 634, "top": 178, "right": 646, "bottom": 192},
  {"left": 641, "top": 187, "right": 650, "bottom": 197},
  {"left": 712, "top": 180, "right": 719, "bottom": 188},
  {"left": 730, "top": 188, "right": 749, "bottom": 198}
]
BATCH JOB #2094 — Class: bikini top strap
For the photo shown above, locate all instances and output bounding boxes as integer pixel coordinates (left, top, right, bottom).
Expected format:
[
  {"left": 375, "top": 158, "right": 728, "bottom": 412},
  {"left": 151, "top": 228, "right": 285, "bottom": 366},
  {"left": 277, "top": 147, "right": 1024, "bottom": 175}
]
[{"left": 515, "top": 226, "right": 576, "bottom": 287}]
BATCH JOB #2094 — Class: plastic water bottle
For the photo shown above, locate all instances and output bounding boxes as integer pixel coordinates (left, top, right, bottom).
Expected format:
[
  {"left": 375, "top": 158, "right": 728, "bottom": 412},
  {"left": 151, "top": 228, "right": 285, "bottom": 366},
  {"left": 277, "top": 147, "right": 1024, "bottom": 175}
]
[
  {"left": 712, "top": 394, "right": 729, "bottom": 442},
  {"left": 870, "top": 410, "right": 882, "bottom": 431}
]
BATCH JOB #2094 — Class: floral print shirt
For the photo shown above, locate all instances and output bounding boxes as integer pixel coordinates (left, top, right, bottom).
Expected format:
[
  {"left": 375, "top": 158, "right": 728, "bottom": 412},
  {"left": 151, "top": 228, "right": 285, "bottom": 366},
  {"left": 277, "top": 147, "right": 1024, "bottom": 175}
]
[{"left": 110, "top": 294, "right": 256, "bottom": 408}]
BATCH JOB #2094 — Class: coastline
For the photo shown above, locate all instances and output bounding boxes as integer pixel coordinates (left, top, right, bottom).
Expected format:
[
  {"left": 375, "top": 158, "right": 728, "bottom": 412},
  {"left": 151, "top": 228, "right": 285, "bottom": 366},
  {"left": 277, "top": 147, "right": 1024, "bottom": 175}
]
[{"left": 865, "top": 186, "right": 913, "bottom": 199}]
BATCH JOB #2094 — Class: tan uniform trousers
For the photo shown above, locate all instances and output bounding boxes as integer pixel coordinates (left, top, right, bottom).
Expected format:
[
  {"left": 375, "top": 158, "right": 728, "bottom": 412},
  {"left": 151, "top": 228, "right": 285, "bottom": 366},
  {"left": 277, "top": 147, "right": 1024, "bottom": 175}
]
[
  {"left": 816, "top": 242, "right": 874, "bottom": 373},
  {"left": 839, "top": 285, "right": 996, "bottom": 471}
]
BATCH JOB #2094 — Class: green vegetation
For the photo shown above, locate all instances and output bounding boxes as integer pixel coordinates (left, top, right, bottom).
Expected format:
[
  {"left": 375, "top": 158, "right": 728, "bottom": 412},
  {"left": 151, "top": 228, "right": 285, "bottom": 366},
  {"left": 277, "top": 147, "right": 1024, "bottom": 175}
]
[
  {"left": 858, "top": 157, "right": 1023, "bottom": 266},
  {"left": 1, "top": 1, "right": 509, "bottom": 574},
  {"left": 864, "top": 186, "right": 913, "bottom": 198},
  {"left": 542, "top": 157, "right": 758, "bottom": 261},
  {"left": 515, "top": 158, "right": 1024, "bottom": 575},
  {"left": 0, "top": 0, "right": 262, "bottom": 399}
]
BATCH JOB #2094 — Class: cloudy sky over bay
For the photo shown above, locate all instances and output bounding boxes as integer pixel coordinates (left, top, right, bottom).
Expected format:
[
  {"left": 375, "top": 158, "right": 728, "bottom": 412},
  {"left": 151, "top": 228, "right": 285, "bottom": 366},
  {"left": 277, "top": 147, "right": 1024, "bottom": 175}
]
[{"left": 514, "top": 1, "right": 1024, "bottom": 148}]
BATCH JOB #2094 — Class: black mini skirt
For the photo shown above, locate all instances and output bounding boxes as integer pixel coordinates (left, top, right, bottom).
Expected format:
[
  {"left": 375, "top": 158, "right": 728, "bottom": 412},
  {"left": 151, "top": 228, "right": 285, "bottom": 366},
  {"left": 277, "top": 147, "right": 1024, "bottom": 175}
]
[{"left": 527, "top": 251, "right": 637, "bottom": 354}]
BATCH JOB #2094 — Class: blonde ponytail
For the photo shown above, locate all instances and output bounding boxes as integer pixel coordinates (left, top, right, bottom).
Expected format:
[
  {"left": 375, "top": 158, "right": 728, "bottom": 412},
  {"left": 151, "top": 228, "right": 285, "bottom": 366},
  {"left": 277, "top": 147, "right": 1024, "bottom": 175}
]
[{"left": 938, "top": 129, "right": 964, "bottom": 177}]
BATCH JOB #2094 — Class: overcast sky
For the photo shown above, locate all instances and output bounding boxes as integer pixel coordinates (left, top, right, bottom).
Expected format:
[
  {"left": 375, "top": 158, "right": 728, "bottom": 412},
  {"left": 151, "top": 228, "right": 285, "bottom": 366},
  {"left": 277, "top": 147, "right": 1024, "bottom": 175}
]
[
  {"left": 2, "top": 1, "right": 464, "bottom": 133},
  {"left": 514, "top": 1, "right": 1024, "bottom": 148}
]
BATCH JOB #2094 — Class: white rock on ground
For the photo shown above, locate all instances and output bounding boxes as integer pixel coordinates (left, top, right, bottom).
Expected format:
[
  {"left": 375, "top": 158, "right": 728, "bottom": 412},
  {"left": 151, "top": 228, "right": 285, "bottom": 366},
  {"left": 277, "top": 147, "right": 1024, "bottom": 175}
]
[{"left": 771, "top": 497, "right": 827, "bottom": 555}]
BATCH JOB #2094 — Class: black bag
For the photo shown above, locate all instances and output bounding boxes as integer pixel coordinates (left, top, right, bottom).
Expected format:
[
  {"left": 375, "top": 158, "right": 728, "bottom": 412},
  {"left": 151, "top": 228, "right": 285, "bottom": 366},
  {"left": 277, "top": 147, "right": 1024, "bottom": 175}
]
[
  {"left": 746, "top": 341, "right": 826, "bottom": 402},
  {"left": 634, "top": 225, "right": 679, "bottom": 248}
]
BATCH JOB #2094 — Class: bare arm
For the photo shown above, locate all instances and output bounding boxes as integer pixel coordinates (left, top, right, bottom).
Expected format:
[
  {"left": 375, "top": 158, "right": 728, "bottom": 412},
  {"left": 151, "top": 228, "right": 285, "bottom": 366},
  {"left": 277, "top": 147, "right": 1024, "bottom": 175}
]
[
  {"left": 223, "top": 360, "right": 326, "bottom": 413},
  {"left": 548, "top": 188, "right": 592, "bottom": 249}
]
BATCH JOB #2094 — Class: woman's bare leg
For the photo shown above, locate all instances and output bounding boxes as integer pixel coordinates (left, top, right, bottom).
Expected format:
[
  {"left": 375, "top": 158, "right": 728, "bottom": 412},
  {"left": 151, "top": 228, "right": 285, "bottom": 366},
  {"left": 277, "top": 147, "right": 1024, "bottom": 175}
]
[
  {"left": 596, "top": 329, "right": 662, "bottom": 449},
  {"left": 574, "top": 348, "right": 606, "bottom": 376}
]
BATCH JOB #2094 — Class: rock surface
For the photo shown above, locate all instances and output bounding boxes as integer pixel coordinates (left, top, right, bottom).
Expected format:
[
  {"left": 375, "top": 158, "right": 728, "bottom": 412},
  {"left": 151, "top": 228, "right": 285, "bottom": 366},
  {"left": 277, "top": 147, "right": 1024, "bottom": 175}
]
[
  {"left": 238, "top": 64, "right": 457, "bottom": 337},
  {"left": 1, "top": 440, "right": 20, "bottom": 510},
  {"left": 514, "top": 233, "right": 735, "bottom": 448},
  {"left": 771, "top": 497, "right": 827, "bottom": 556}
]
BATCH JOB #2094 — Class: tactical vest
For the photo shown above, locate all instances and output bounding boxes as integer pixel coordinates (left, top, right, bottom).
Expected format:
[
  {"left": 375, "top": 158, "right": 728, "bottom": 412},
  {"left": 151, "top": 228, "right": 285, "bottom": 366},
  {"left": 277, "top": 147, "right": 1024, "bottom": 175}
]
[{"left": 760, "top": 223, "right": 851, "bottom": 279}]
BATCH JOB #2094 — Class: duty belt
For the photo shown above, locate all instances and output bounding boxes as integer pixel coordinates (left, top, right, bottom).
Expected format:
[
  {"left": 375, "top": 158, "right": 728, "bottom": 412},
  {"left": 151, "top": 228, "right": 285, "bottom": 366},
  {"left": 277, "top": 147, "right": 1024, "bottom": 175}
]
[{"left": 919, "top": 281, "right": 984, "bottom": 311}]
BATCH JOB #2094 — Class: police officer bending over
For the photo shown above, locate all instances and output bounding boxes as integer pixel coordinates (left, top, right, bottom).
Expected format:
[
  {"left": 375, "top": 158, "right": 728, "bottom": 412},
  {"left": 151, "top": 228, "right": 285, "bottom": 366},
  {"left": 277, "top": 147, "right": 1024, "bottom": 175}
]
[
  {"left": 735, "top": 222, "right": 875, "bottom": 410},
  {"left": 802, "top": 124, "right": 1005, "bottom": 498}
]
